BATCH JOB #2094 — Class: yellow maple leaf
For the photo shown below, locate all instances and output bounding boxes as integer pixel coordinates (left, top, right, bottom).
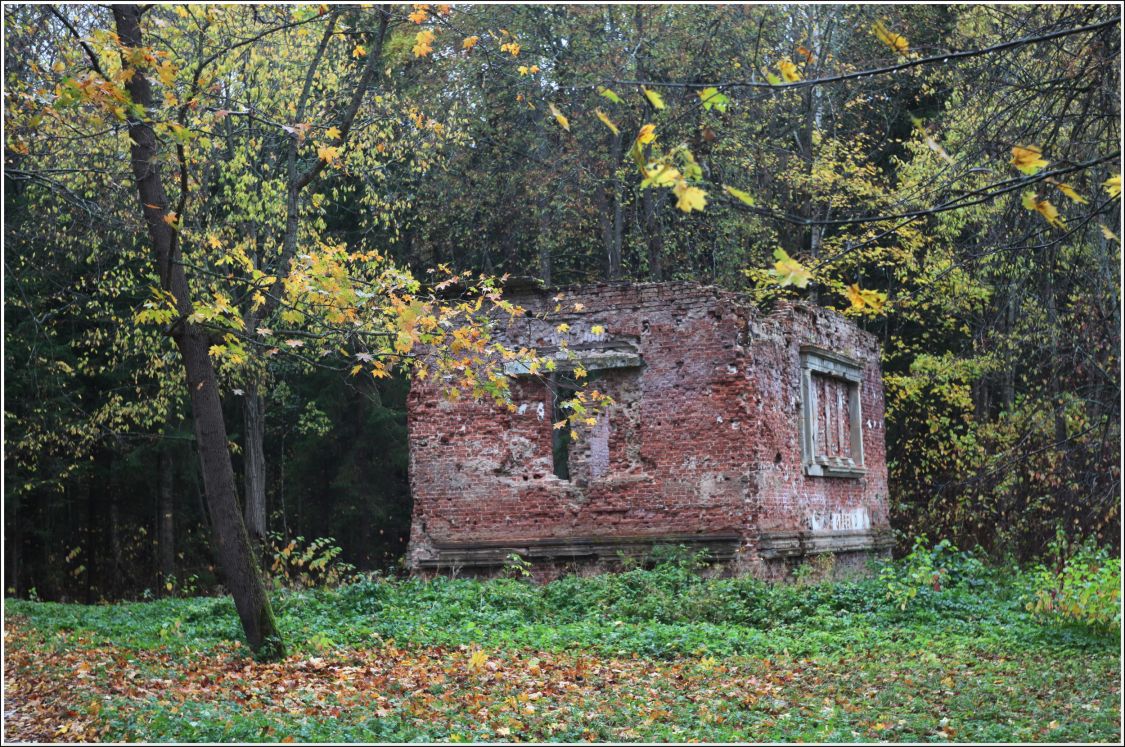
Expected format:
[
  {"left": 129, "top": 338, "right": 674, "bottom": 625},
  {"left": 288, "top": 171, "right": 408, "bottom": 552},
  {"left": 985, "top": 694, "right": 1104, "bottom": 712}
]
[
  {"left": 1021, "top": 191, "right": 1066, "bottom": 229},
  {"left": 845, "top": 284, "right": 887, "bottom": 313},
  {"left": 1104, "top": 173, "right": 1121, "bottom": 198},
  {"left": 317, "top": 145, "right": 340, "bottom": 163},
  {"left": 325, "top": 126, "right": 341, "bottom": 140},
  {"left": 778, "top": 58, "right": 801, "bottom": 83},
  {"left": 413, "top": 30, "right": 435, "bottom": 57},
  {"left": 548, "top": 102, "right": 569, "bottom": 132},
  {"left": 723, "top": 184, "right": 755, "bottom": 206},
  {"left": 500, "top": 41, "right": 520, "bottom": 56},
  {"left": 467, "top": 649, "right": 488, "bottom": 672},
  {"left": 408, "top": 8, "right": 429, "bottom": 24},
  {"left": 594, "top": 108, "right": 619, "bottom": 136},
  {"left": 673, "top": 180, "right": 707, "bottom": 213},
  {"left": 769, "top": 247, "right": 812, "bottom": 288},
  {"left": 872, "top": 20, "right": 909, "bottom": 55},
  {"left": 462, "top": 35, "right": 480, "bottom": 50},
  {"left": 352, "top": 44, "right": 366, "bottom": 58},
  {"left": 1049, "top": 180, "right": 1087, "bottom": 204},
  {"left": 1010, "top": 145, "right": 1048, "bottom": 175},
  {"left": 636, "top": 123, "right": 656, "bottom": 145},
  {"left": 642, "top": 163, "right": 681, "bottom": 188}
]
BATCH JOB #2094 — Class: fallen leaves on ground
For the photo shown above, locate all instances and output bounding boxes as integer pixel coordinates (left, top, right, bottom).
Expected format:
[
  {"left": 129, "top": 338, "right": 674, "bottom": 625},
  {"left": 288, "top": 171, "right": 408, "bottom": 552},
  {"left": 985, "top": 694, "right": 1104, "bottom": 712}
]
[{"left": 2, "top": 617, "right": 1119, "bottom": 743}]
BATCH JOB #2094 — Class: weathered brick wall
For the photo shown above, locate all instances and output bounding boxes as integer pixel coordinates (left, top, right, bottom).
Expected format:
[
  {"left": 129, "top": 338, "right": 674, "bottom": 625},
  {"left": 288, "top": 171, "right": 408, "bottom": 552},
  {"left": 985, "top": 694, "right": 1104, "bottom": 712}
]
[{"left": 406, "top": 281, "right": 890, "bottom": 579}]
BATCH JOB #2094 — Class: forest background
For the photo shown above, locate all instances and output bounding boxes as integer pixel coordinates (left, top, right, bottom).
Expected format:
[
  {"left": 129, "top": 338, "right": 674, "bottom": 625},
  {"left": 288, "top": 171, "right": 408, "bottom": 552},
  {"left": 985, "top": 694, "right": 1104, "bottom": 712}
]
[{"left": 3, "top": 2, "right": 1120, "bottom": 605}]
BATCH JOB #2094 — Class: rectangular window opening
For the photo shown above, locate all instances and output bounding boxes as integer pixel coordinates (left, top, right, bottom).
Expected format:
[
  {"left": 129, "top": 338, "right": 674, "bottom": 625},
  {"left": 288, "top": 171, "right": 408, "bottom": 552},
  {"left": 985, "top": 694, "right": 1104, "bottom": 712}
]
[
  {"left": 551, "top": 382, "right": 577, "bottom": 480},
  {"left": 799, "top": 347, "right": 866, "bottom": 478}
]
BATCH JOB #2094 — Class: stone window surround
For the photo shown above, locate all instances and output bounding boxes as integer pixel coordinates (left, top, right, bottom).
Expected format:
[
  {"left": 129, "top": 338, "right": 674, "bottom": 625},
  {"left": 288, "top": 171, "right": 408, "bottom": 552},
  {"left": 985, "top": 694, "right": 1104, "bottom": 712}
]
[{"left": 798, "top": 345, "right": 866, "bottom": 478}]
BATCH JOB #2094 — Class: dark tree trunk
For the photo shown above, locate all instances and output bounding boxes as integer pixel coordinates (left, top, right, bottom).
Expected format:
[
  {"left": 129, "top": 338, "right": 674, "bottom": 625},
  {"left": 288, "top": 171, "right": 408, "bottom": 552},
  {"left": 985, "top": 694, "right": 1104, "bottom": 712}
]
[
  {"left": 243, "top": 383, "right": 268, "bottom": 543},
  {"left": 641, "top": 187, "right": 664, "bottom": 281},
  {"left": 112, "top": 4, "right": 283, "bottom": 658},
  {"left": 595, "top": 133, "right": 625, "bottom": 281},
  {"left": 5, "top": 492, "right": 20, "bottom": 597},
  {"left": 158, "top": 446, "right": 175, "bottom": 588}
]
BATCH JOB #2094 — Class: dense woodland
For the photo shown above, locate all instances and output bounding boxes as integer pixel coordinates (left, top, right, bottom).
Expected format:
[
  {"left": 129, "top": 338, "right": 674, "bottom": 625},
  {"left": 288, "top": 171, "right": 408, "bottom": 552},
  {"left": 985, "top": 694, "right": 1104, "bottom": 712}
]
[{"left": 3, "top": 2, "right": 1120, "bottom": 621}]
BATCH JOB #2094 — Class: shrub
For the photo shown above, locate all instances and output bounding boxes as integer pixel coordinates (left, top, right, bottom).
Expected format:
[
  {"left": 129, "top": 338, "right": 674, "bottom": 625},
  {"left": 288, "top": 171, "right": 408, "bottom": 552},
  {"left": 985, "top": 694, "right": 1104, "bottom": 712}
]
[
  {"left": 1026, "top": 540, "right": 1120, "bottom": 631},
  {"left": 879, "top": 535, "right": 987, "bottom": 610},
  {"left": 267, "top": 534, "right": 357, "bottom": 589}
]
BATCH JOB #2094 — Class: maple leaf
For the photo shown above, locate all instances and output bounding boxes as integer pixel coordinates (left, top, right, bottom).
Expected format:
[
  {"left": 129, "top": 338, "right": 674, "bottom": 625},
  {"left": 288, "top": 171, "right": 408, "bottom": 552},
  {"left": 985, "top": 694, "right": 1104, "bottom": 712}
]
[
  {"left": 642, "top": 86, "right": 666, "bottom": 110},
  {"left": 723, "top": 184, "right": 755, "bottom": 206},
  {"left": 673, "top": 180, "right": 707, "bottom": 212},
  {"left": 500, "top": 41, "right": 520, "bottom": 56},
  {"left": 462, "top": 35, "right": 480, "bottom": 50},
  {"left": 594, "top": 108, "right": 619, "bottom": 136},
  {"left": 846, "top": 284, "right": 887, "bottom": 313},
  {"left": 467, "top": 649, "right": 488, "bottom": 672},
  {"left": 408, "top": 8, "right": 429, "bottom": 24},
  {"left": 413, "top": 30, "right": 436, "bottom": 58},
  {"left": 636, "top": 123, "right": 656, "bottom": 145},
  {"left": 769, "top": 247, "right": 812, "bottom": 288},
  {"left": 872, "top": 20, "right": 909, "bottom": 55},
  {"left": 1021, "top": 191, "right": 1066, "bottom": 229},
  {"left": 548, "top": 102, "right": 569, "bottom": 132},
  {"left": 778, "top": 58, "right": 801, "bottom": 83},
  {"left": 1010, "top": 145, "right": 1048, "bottom": 175},
  {"left": 1049, "top": 179, "right": 1087, "bottom": 204},
  {"left": 317, "top": 145, "right": 340, "bottom": 164},
  {"left": 352, "top": 45, "right": 366, "bottom": 58},
  {"left": 911, "top": 115, "right": 955, "bottom": 166},
  {"left": 1104, "top": 173, "right": 1121, "bottom": 198},
  {"left": 796, "top": 44, "right": 815, "bottom": 63},
  {"left": 698, "top": 86, "right": 729, "bottom": 112},
  {"left": 325, "top": 126, "right": 341, "bottom": 141},
  {"left": 598, "top": 86, "right": 624, "bottom": 105},
  {"left": 641, "top": 163, "right": 681, "bottom": 188}
]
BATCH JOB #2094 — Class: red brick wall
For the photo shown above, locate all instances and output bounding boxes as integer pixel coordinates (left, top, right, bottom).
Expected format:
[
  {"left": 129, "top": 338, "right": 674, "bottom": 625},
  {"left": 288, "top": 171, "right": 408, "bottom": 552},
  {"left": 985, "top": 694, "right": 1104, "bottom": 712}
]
[{"left": 406, "top": 282, "right": 890, "bottom": 578}]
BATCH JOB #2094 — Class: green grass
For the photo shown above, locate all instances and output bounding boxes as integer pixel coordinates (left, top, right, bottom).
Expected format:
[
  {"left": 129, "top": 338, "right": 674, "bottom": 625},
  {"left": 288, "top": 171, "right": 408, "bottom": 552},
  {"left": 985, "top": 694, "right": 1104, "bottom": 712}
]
[{"left": 4, "top": 558, "right": 1120, "bottom": 742}]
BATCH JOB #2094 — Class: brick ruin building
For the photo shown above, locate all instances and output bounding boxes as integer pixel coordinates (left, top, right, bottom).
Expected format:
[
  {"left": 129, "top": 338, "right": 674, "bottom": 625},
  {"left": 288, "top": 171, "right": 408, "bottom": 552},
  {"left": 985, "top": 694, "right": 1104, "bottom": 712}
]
[{"left": 406, "top": 281, "right": 892, "bottom": 579}]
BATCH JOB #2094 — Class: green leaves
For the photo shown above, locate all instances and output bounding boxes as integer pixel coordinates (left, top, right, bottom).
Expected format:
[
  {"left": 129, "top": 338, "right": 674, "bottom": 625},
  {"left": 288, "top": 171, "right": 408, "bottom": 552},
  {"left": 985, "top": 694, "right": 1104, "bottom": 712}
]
[
  {"left": 697, "top": 87, "right": 729, "bottom": 112},
  {"left": 597, "top": 86, "right": 623, "bottom": 105}
]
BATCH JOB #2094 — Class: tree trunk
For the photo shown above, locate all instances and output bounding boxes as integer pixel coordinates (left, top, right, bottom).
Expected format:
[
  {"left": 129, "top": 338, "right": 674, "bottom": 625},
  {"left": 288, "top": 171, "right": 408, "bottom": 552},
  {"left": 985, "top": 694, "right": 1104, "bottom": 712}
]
[
  {"left": 112, "top": 4, "right": 283, "bottom": 658},
  {"left": 5, "top": 491, "right": 20, "bottom": 597},
  {"left": 641, "top": 188, "right": 664, "bottom": 281},
  {"left": 243, "top": 383, "right": 268, "bottom": 543},
  {"left": 158, "top": 446, "right": 175, "bottom": 588}
]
